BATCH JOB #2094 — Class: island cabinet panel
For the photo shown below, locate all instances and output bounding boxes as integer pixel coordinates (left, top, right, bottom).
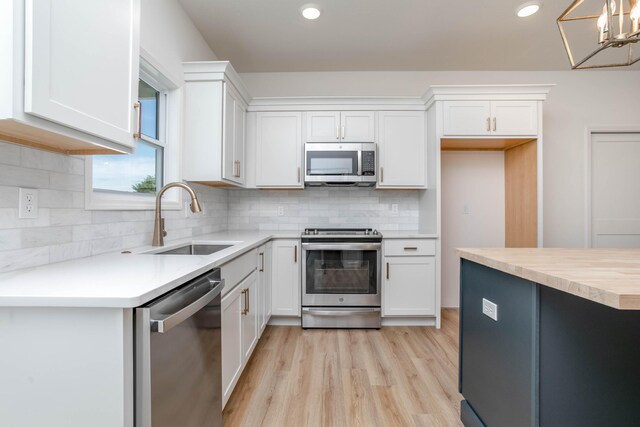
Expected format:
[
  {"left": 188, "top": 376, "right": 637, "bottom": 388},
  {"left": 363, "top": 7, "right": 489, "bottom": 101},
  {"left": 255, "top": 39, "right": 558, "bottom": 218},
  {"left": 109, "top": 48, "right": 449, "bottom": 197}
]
[
  {"left": 539, "top": 286, "right": 640, "bottom": 427},
  {"left": 459, "top": 259, "right": 538, "bottom": 427}
]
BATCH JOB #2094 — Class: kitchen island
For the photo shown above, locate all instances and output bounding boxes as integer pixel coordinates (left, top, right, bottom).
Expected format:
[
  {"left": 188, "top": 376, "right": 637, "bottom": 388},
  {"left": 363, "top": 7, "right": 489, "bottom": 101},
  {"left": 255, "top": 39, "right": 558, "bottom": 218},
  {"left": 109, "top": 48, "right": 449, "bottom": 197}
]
[{"left": 456, "top": 248, "right": 640, "bottom": 427}]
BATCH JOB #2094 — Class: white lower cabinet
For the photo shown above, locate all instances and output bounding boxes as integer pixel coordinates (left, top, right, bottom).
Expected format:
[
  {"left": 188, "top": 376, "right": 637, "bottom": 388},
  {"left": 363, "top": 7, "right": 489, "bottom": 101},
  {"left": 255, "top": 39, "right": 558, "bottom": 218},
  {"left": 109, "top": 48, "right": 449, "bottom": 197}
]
[
  {"left": 271, "top": 239, "right": 301, "bottom": 317},
  {"left": 221, "top": 283, "right": 244, "bottom": 407},
  {"left": 383, "top": 239, "right": 436, "bottom": 316},
  {"left": 240, "top": 271, "right": 259, "bottom": 361},
  {"left": 258, "top": 242, "right": 273, "bottom": 333}
]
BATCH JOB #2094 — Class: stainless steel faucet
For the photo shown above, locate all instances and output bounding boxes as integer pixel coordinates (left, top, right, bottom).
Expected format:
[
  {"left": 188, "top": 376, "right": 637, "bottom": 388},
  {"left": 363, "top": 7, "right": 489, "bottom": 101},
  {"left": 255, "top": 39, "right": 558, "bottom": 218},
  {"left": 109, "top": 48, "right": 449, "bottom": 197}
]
[{"left": 152, "top": 182, "right": 202, "bottom": 247}]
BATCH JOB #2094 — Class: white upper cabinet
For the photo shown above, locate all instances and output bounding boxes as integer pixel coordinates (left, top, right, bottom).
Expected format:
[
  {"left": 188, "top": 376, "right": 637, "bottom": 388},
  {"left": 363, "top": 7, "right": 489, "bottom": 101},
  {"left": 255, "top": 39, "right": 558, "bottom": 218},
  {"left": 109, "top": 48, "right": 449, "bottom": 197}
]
[
  {"left": 443, "top": 100, "right": 538, "bottom": 137},
  {"left": 182, "top": 62, "right": 250, "bottom": 187},
  {"left": 0, "top": 0, "right": 140, "bottom": 154},
  {"left": 306, "top": 112, "right": 341, "bottom": 142},
  {"left": 443, "top": 101, "right": 491, "bottom": 136},
  {"left": 306, "top": 111, "right": 375, "bottom": 142},
  {"left": 490, "top": 101, "right": 538, "bottom": 136},
  {"left": 255, "top": 112, "right": 303, "bottom": 188},
  {"left": 377, "top": 111, "right": 426, "bottom": 188},
  {"left": 340, "top": 111, "right": 376, "bottom": 142}
]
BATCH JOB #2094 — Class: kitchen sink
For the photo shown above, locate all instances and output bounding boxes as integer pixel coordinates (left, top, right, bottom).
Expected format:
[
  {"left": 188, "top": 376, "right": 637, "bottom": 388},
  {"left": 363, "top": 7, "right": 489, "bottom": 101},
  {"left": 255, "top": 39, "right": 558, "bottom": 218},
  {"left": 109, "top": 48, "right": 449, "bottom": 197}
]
[{"left": 152, "top": 243, "right": 234, "bottom": 255}]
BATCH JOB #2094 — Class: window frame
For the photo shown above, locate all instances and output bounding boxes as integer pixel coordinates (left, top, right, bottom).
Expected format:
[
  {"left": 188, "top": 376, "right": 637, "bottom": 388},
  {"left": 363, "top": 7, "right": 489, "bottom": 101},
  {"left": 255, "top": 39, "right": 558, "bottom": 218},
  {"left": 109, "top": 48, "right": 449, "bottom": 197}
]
[{"left": 85, "top": 54, "right": 182, "bottom": 211}]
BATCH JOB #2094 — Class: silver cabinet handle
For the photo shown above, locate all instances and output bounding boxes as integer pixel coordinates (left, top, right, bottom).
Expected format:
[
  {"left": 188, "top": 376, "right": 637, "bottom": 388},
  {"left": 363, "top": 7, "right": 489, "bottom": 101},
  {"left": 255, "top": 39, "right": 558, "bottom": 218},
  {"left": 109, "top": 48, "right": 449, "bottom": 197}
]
[
  {"left": 151, "top": 279, "right": 224, "bottom": 333},
  {"left": 336, "top": 125, "right": 339, "bottom": 140},
  {"left": 237, "top": 160, "right": 241, "bottom": 177},
  {"left": 259, "top": 252, "right": 264, "bottom": 272},
  {"left": 341, "top": 125, "right": 345, "bottom": 140},
  {"left": 380, "top": 167, "right": 384, "bottom": 183},
  {"left": 133, "top": 102, "right": 142, "bottom": 139},
  {"left": 404, "top": 247, "right": 418, "bottom": 251},
  {"left": 386, "top": 262, "right": 390, "bottom": 280},
  {"left": 241, "top": 288, "right": 248, "bottom": 315},
  {"left": 297, "top": 167, "right": 301, "bottom": 183},
  {"left": 294, "top": 245, "right": 297, "bottom": 263},
  {"left": 486, "top": 117, "right": 491, "bottom": 132},
  {"left": 493, "top": 117, "right": 497, "bottom": 132},
  {"left": 246, "top": 288, "right": 250, "bottom": 314}
]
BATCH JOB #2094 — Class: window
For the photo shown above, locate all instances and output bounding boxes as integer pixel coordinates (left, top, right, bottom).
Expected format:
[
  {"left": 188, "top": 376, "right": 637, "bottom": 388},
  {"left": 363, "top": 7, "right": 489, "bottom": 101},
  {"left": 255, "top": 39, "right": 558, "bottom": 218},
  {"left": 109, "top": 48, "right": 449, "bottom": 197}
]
[
  {"left": 92, "top": 78, "right": 165, "bottom": 194},
  {"left": 86, "top": 56, "right": 180, "bottom": 210}
]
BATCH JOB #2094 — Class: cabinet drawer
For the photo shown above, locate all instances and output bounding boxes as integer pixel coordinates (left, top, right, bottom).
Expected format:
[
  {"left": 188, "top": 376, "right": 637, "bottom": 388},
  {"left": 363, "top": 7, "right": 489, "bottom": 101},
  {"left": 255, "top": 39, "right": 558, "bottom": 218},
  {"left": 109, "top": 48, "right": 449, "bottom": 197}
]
[
  {"left": 221, "top": 249, "right": 258, "bottom": 296},
  {"left": 384, "top": 239, "right": 435, "bottom": 256}
]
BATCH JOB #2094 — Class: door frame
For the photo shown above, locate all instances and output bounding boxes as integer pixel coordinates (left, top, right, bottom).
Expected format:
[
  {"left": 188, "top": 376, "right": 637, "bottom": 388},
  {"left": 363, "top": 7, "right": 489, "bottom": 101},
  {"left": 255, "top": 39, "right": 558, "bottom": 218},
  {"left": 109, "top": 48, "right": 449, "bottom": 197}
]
[{"left": 584, "top": 126, "right": 640, "bottom": 247}]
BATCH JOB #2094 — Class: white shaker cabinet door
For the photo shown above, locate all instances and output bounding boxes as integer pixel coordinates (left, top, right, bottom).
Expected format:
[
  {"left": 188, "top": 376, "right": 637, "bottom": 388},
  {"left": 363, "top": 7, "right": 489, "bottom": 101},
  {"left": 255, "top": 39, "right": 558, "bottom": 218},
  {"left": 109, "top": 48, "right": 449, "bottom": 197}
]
[
  {"left": 377, "top": 111, "right": 426, "bottom": 188},
  {"left": 241, "top": 271, "right": 259, "bottom": 362},
  {"left": 256, "top": 112, "right": 303, "bottom": 188},
  {"left": 24, "top": 0, "right": 140, "bottom": 149},
  {"left": 383, "top": 256, "right": 436, "bottom": 316},
  {"left": 221, "top": 284, "right": 243, "bottom": 407},
  {"left": 442, "top": 101, "right": 492, "bottom": 136},
  {"left": 306, "top": 112, "right": 341, "bottom": 142},
  {"left": 490, "top": 101, "right": 538, "bottom": 136},
  {"left": 340, "top": 111, "right": 375, "bottom": 142},
  {"left": 271, "top": 239, "right": 301, "bottom": 316}
]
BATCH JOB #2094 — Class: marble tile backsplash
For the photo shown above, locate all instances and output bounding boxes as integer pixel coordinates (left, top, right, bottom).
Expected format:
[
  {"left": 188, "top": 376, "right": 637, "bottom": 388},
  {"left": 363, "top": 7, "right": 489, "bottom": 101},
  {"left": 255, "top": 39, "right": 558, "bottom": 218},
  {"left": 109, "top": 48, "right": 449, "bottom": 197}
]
[
  {"left": 0, "top": 141, "right": 228, "bottom": 273},
  {"left": 0, "top": 141, "right": 420, "bottom": 273},
  {"left": 227, "top": 187, "right": 420, "bottom": 232}
]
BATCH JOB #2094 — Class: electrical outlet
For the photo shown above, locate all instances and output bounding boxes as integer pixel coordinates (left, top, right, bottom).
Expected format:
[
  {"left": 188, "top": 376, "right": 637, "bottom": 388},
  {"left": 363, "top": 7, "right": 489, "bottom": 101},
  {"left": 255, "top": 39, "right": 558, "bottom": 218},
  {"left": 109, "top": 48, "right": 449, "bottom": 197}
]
[
  {"left": 482, "top": 298, "right": 498, "bottom": 321},
  {"left": 391, "top": 204, "right": 399, "bottom": 214},
  {"left": 277, "top": 206, "right": 285, "bottom": 217},
  {"left": 19, "top": 188, "right": 38, "bottom": 219}
]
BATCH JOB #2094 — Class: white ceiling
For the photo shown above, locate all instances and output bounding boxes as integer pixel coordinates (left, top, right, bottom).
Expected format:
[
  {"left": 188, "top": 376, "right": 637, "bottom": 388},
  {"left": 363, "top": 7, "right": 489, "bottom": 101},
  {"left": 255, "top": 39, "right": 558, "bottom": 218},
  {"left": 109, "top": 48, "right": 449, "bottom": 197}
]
[{"left": 177, "top": 0, "right": 639, "bottom": 72}]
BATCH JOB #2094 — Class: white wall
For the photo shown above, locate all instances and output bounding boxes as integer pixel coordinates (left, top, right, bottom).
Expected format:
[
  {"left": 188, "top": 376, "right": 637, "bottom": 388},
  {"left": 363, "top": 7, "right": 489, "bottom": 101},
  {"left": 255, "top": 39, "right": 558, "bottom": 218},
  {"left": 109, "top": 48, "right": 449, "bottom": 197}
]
[
  {"left": 440, "top": 151, "right": 505, "bottom": 308},
  {"left": 240, "top": 70, "right": 640, "bottom": 248},
  {"left": 140, "top": 0, "right": 217, "bottom": 83}
]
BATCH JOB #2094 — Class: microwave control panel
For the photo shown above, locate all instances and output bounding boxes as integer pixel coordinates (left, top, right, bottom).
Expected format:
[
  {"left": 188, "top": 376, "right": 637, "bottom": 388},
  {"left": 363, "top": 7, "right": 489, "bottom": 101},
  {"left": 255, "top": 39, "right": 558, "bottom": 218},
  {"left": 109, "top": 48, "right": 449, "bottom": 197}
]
[{"left": 362, "top": 151, "right": 376, "bottom": 176}]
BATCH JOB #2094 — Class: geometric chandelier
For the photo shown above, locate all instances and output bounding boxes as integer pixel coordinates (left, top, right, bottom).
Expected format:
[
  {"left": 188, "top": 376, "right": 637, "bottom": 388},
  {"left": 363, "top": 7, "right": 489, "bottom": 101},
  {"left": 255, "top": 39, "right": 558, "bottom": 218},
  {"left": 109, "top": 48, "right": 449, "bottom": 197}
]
[{"left": 558, "top": 0, "right": 640, "bottom": 68}]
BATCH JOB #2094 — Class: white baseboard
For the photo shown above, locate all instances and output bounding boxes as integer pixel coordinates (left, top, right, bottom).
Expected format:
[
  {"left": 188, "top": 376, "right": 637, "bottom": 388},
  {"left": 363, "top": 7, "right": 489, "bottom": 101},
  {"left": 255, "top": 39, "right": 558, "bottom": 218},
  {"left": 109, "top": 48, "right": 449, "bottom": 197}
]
[
  {"left": 267, "top": 316, "right": 301, "bottom": 326},
  {"left": 381, "top": 316, "right": 437, "bottom": 327}
]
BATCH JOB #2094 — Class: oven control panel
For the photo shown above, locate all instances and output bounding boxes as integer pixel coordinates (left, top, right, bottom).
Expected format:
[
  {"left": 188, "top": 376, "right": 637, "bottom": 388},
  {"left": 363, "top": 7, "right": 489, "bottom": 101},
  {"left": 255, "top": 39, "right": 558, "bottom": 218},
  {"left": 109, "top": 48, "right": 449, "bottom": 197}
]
[{"left": 361, "top": 151, "right": 376, "bottom": 176}]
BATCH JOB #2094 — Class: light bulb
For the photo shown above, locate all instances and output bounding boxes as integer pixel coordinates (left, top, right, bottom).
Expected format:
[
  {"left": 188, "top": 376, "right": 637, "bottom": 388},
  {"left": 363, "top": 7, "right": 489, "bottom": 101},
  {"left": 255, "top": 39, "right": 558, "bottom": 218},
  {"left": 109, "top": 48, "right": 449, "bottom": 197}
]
[
  {"left": 301, "top": 7, "right": 321, "bottom": 20},
  {"left": 631, "top": 3, "right": 640, "bottom": 32},
  {"left": 597, "top": 12, "right": 608, "bottom": 30}
]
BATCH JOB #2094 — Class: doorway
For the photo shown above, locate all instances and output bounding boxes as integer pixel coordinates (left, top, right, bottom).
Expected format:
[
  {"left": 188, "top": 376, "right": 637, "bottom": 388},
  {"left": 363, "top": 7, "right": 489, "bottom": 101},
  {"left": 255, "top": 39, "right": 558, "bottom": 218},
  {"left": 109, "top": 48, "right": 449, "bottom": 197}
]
[{"left": 589, "top": 133, "right": 640, "bottom": 248}]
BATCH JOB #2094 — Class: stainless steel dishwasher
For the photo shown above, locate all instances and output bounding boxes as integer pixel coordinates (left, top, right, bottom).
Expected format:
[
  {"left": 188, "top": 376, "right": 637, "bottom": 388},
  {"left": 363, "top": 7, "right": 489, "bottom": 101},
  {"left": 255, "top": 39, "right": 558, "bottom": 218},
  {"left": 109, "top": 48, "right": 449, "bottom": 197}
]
[{"left": 135, "top": 269, "right": 224, "bottom": 427}]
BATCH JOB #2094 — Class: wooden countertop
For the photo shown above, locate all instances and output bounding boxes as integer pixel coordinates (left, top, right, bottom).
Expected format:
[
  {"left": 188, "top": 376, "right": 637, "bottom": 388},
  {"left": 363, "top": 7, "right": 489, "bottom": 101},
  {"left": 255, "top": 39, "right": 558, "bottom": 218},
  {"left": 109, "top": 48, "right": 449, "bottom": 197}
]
[{"left": 456, "top": 248, "right": 640, "bottom": 310}]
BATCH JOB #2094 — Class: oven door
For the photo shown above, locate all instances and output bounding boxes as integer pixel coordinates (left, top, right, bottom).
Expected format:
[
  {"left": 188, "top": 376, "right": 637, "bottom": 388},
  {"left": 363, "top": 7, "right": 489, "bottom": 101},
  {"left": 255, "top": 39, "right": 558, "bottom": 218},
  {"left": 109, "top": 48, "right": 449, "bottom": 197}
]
[{"left": 302, "top": 242, "right": 381, "bottom": 306}]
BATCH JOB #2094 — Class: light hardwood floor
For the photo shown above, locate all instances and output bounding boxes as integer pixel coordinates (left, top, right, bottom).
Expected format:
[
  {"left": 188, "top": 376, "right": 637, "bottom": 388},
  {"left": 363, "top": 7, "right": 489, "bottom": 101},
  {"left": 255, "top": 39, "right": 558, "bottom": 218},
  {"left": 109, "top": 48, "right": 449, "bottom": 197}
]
[{"left": 223, "top": 309, "right": 463, "bottom": 427}]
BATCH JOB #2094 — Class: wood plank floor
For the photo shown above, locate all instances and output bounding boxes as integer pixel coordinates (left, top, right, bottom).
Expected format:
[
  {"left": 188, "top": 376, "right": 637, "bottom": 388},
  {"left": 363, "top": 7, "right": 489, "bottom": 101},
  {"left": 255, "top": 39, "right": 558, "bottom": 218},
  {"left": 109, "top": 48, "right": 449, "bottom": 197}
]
[{"left": 223, "top": 309, "right": 463, "bottom": 427}]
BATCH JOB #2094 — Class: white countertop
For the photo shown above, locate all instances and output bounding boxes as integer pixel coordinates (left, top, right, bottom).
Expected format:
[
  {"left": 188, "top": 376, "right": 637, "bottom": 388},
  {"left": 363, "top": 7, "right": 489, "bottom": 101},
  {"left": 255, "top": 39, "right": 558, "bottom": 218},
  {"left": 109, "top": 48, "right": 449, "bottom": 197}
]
[
  {"left": 0, "top": 230, "right": 437, "bottom": 309},
  {"left": 0, "top": 231, "right": 297, "bottom": 309}
]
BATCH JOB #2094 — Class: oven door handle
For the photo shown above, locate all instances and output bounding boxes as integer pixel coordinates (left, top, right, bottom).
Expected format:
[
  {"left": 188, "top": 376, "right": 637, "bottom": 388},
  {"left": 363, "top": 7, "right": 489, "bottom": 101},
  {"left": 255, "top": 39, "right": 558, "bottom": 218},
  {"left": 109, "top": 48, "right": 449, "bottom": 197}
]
[
  {"left": 301, "top": 243, "right": 381, "bottom": 251},
  {"left": 302, "top": 307, "right": 380, "bottom": 316}
]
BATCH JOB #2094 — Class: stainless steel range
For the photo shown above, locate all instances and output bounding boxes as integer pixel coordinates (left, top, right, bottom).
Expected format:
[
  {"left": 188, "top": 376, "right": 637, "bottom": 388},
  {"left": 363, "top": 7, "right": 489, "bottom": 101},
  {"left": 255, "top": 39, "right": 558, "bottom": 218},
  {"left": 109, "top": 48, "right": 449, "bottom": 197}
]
[{"left": 301, "top": 228, "right": 382, "bottom": 329}]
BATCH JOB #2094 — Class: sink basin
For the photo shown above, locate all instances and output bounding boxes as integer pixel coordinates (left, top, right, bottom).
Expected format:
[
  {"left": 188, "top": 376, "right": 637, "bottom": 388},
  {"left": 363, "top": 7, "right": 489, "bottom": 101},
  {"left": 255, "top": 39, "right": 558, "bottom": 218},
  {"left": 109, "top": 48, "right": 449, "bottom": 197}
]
[{"left": 153, "top": 243, "right": 234, "bottom": 255}]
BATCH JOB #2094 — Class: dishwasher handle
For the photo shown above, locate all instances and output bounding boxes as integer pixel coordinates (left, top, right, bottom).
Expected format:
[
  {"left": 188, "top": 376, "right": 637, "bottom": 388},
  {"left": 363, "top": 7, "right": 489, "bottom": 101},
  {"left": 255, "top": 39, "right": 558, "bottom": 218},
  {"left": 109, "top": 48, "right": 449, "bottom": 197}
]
[{"left": 150, "top": 278, "right": 224, "bottom": 333}]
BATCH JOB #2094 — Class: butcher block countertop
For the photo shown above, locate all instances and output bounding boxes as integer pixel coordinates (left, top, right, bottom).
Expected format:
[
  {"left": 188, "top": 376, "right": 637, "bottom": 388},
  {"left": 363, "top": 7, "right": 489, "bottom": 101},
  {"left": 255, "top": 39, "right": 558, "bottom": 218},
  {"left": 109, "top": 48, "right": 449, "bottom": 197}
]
[{"left": 456, "top": 248, "right": 640, "bottom": 310}]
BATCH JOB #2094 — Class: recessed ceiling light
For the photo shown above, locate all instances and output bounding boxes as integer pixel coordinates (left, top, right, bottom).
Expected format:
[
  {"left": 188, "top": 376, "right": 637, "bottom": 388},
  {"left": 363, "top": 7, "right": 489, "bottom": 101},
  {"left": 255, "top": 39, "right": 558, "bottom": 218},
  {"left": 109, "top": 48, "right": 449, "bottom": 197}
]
[
  {"left": 516, "top": 1, "right": 541, "bottom": 17},
  {"left": 301, "top": 6, "right": 321, "bottom": 20}
]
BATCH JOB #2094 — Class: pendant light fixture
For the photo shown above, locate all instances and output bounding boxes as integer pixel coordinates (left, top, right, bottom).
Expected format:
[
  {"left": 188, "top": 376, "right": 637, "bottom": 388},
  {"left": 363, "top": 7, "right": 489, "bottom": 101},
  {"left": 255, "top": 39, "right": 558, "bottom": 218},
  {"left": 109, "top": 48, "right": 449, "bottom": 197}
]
[{"left": 558, "top": 0, "right": 640, "bottom": 69}]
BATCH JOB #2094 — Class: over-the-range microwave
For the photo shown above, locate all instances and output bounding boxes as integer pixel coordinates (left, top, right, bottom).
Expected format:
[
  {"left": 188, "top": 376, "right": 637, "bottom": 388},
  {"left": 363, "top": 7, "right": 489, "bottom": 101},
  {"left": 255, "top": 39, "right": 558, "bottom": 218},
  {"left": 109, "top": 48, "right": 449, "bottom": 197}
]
[{"left": 304, "top": 142, "right": 376, "bottom": 187}]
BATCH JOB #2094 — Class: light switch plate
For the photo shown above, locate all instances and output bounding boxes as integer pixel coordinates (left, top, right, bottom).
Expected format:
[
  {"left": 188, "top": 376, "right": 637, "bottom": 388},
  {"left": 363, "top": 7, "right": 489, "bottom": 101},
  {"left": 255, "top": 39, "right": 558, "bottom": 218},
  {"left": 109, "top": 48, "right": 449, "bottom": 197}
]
[
  {"left": 277, "top": 206, "right": 285, "bottom": 217},
  {"left": 482, "top": 298, "right": 498, "bottom": 321},
  {"left": 391, "top": 204, "right": 399, "bottom": 214},
  {"left": 19, "top": 188, "right": 38, "bottom": 219}
]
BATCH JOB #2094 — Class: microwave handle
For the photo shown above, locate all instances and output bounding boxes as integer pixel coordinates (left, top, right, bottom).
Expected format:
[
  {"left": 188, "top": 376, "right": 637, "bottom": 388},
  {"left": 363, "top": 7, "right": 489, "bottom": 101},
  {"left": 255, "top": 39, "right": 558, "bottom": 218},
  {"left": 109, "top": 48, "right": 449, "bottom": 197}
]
[{"left": 357, "top": 150, "right": 362, "bottom": 176}]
